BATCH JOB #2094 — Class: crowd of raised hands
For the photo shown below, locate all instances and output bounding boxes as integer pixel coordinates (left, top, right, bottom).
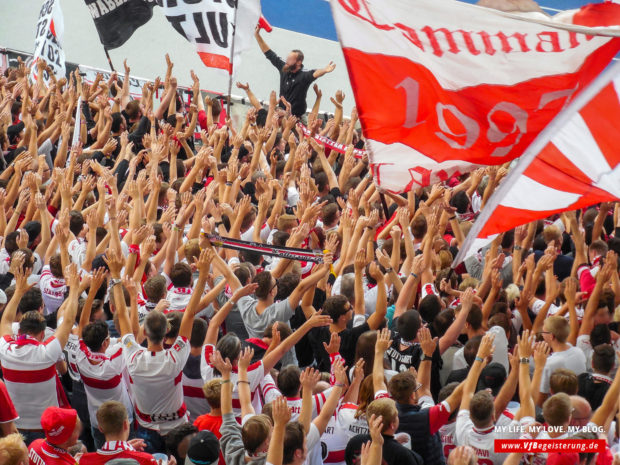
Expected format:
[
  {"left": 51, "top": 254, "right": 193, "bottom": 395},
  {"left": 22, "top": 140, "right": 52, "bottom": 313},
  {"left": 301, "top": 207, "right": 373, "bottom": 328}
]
[{"left": 0, "top": 52, "right": 619, "bottom": 465}]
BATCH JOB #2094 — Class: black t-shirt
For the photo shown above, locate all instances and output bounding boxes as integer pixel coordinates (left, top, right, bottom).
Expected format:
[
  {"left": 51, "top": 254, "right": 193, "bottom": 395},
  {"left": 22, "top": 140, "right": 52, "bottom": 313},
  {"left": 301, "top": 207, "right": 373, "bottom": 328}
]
[
  {"left": 309, "top": 322, "right": 371, "bottom": 373},
  {"left": 578, "top": 373, "right": 611, "bottom": 411},
  {"left": 353, "top": 434, "right": 423, "bottom": 465},
  {"left": 264, "top": 50, "right": 316, "bottom": 117},
  {"left": 385, "top": 332, "right": 443, "bottom": 401}
]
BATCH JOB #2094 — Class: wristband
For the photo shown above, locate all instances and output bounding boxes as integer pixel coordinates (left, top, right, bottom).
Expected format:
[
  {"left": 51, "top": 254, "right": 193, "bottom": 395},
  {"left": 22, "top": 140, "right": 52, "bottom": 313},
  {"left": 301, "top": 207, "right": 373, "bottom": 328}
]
[
  {"left": 411, "top": 272, "right": 419, "bottom": 279},
  {"left": 225, "top": 182, "right": 232, "bottom": 186},
  {"left": 514, "top": 245, "right": 522, "bottom": 251},
  {"left": 449, "top": 216, "right": 456, "bottom": 221},
  {"left": 237, "top": 380, "right": 250, "bottom": 385},
  {"left": 475, "top": 356, "right": 484, "bottom": 363},
  {"left": 128, "top": 244, "right": 140, "bottom": 254},
  {"left": 220, "top": 379, "right": 231, "bottom": 385},
  {"left": 173, "top": 224, "right": 182, "bottom": 231},
  {"left": 520, "top": 358, "right": 530, "bottom": 364},
  {"left": 334, "top": 383, "right": 345, "bottom": 388},
  {"left": 385, "top": 267, "right": 393, "bottom": 273}
]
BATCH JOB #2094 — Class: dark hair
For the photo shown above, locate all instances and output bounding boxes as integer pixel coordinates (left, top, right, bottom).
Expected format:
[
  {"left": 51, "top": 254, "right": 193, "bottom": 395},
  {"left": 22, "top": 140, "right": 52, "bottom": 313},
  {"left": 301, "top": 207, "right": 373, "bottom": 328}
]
[
  {"left": 323, "top": 295, "right": 350, "bottom": 323},
  {"left": 144, "top": 275, "right": 167, "bottom": 302},
  {"left": 18, "top": 288, "right": 43, "bottom": 314},
  {"left": 216, "top": 333, "right": 242, "bottom": 365},
  {"left": 69, "top": 211, "right": 85, "bottom": 236},
  {"left": 592, "top": 344, "right": 615, "bottom": 374},
  {"left": 4, "top": 231, "right": 19, "bottom": 255},
  {"left": 165, "top": 423, "right": 198, "bottom": 463},
  {"left": 464, "top": 336, "right": 483, "bottom": 367},
  {"left": 291, "top": 49, "right": 304, "bottom": 62},
  {"left": 590, "top": 324, "right": 611, "bottom": 347},
  {"left": 234, "top": 265, "right": 251, "bottom": 286},
  {"left": 450, "top": 191, "right": 469, "bottom": 214},
  {"left": 190, "top": 319, "right": 208, "bottom": 348},
  {"left": 49, "top": 254, "right": 63, "bottom": 278},
  {"left": 254, "top": 271, "right": 274, "bottom": 300},
  {"left": 83, "top": 320, "right": 109, "bottom": 352},
  {"left": 165, "top": 312, "right": 182, "bottom": 339},
  {"left": 388, "top": 371, "right": 416, "bottom": 404},
  {"left": 397, "top": 310, "right": 421, "bottom": 342},
  {"left": 469, "top": 390, "right": 494, "bottom": 428},
  {"left": 354, "top": 331, "right": 377, "bottom": 379},
  {"left": 19, "top": 311, "right": 46, "bottom": 336},
  {"left": 433, "top": 309, "right": 455, "bottom": 337},
  {"left": 283, "top": 421, "right": 305, "bottom": 465},
  {"left": 111, "top": 112, "right": 124, "bottom": 133},
  {"left": 418, "top": 294, "right": 441, "bottom": 325},
  {"left": 24, "top": 221, "right": 41, "bottom": 246},
  {"left": 275, "top": 273, "right": 300, "bottom": 302},
  {"left": 466, "top": 304, "right": 483, "bottom": 331},
  {"left": 410, "top": 216, "right": 427, "bottom": 239},
  {"left": 144, "top": 311, "right": 168, "bottom": 344},
  {"left": 277, "top": 366, "right": 302, "bottom": 397},
  {"left": 170, "top": 262, "right": 192, "bottom": 288}
]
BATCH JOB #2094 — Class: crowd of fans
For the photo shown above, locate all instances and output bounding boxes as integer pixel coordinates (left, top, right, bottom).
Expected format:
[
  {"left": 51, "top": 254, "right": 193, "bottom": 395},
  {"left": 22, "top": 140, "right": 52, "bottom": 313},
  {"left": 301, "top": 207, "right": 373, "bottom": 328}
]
[{"left": 0, "top": 27, "right": 619, "bottom": 465}]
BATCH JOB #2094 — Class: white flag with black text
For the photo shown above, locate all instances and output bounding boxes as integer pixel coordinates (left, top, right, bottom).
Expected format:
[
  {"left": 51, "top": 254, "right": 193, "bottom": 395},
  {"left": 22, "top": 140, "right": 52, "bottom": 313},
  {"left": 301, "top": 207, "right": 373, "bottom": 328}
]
[{"left": 30, "top": 0, "right": 66, "bottom": 84}]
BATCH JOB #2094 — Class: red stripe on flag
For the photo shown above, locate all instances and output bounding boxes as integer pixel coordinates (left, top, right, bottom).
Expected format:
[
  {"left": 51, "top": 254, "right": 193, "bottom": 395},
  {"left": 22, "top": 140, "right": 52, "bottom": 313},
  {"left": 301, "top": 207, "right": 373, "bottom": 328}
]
[
  {"left": 197, "top": 52, "right": 231, "bottom": 72},
  {"left": 579, "top": 82, "right": 620, "bottom": 168}
]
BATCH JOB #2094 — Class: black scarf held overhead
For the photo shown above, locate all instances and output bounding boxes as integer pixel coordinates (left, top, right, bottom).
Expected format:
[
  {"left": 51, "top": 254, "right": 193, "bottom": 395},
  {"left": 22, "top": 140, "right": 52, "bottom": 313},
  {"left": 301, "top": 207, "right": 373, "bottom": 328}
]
[{"left": 206, "top": 234, "right": 325, "bottom": 264}]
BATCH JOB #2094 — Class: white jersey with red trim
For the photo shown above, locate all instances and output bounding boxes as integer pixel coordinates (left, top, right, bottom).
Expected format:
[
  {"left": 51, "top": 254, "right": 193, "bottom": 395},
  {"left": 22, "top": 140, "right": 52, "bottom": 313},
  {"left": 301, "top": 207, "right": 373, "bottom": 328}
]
[
  {"left": 121, "top": 334, "right": 190, "bottom": 434},
  {"left": 64, "top": 332, "right": 82, "bottom": 383},
  {"left": 0, "top": 334, "right": 64, "bottom": 429},
  {"left": 76, "top": 340, "right": 133, "bottom": 428},
  {"left": 439, "top": 422, "right": 457, "bottom": 462},
  {"left": 39, "top": 265, "right": 67, "bottom": 315},
  {"left": 286, "top": 389, "right": 330, "bottom": 421},
  {"left": 336, "top": 402, "right": 369, "bottom": 438},
  {"left": 455, "top": 410, "right": 522, "bottom": 465},
  {"left": 165, "top": 285, "right": 192, "bottom": 312},
  {"left": 251, "top": 373, "right": 280, "bottom": 415},
  {"left": 201, "top": 344, "right": 266, "bottom": 419},
  {"left": 420, "top": 283, "right": 438, "bottom": 301},
  {"left": 183, "top": 353, "right": 209, "bottom": 423}
]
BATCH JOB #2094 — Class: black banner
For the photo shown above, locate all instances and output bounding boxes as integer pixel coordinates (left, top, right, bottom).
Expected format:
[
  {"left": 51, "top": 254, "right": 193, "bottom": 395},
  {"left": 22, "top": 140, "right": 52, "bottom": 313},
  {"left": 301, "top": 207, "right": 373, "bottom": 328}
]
[{"left": 84, "top": 0, "right": 156, "bottom": 49}]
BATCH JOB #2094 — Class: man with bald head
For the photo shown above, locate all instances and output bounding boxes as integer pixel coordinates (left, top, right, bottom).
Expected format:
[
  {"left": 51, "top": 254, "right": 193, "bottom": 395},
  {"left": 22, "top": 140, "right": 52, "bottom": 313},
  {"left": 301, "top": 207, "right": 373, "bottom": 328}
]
[{"left": 570, "top": 396, "right": 592, "bottom": 429}]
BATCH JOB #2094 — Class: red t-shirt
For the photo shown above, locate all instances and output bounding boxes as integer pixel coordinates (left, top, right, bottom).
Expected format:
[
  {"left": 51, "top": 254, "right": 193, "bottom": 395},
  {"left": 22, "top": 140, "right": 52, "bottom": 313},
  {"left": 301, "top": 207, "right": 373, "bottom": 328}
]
[
  {"left": 0, "top": 380, "right": 18, "bottom": 423},
  {"left": 194, "top": 413, "right": 223, "bottom": 438},
  {"left": 28, "top": 440, "right": 77, "bottom": 465}
]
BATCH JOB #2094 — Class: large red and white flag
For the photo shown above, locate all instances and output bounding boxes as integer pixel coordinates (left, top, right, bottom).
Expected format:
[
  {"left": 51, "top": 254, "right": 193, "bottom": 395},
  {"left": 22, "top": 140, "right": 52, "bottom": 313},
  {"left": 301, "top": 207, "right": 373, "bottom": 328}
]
[
  {"left": 454, "top": 61, "right": 620, "bottom": 264},
  {"left": 329, "top": 0, "right": 620, "bottom": 193}
]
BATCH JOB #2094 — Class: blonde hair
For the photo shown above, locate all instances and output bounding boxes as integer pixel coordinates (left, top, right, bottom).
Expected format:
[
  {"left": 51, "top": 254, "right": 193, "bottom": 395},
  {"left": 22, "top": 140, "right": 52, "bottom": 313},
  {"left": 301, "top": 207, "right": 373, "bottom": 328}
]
[
  {"left": 544, "top": 316, "right": 570, "bottom": 343},
  {"left": 0, "top": 433, "right": 28, "bottom": 465},
  {"left": 366, "top": 398, "right": 398, "bottom": 432},
  {"left": 202, "top": 378, "right": 222, "bottom": 409}
]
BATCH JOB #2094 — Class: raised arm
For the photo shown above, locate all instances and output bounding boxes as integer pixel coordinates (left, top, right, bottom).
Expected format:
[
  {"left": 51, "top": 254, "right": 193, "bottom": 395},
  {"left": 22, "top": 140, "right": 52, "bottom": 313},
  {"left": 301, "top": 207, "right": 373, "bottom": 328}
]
[
  {"left": 313, "top": 358, "right": 346, "bottom": 435},
  {"left": 237, "top": 347, "right": 256, "bottom": 419},
  {"left": 268, "top": 397, "right": 290, "bottom": 465},
  {"left": 460, "top": 333, "right": 495, "bottom": 411},
  {"left": 591, "top": 349, "right": 620, "bottom": 426},
  {"left": 0, "top": 253, "right": 29, "bottom": 338},
  {"left": 204, "top": 284, "right": 258, "bottom": 346},
  {"left": 54, "top": 263, "right": 80, "bottom": 349},
  {"left": 367, "top": 262, "right": 388, "bottom": 330},
  {"left": 515, "top": 330, "right": 535, "bottom": 420},
  {"left": 373, "top": 328, "right": 391, "bottom": 394},
  {"left": 299, "top": 368, "right": 321, "bottom": 434},
  {"left": 179, "top": 248, "right": 213, "bottom": 340}
]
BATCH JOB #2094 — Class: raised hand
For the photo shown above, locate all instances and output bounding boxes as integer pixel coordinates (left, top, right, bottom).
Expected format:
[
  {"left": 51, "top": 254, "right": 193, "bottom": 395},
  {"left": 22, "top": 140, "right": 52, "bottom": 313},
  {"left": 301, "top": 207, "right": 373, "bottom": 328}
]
[
  {"left": 323, "top": 331, "right": 341, "bottom": 355},
  {"left": 209, "top": 350, "right": 232, "bottom": 376},
  {"left": 375, "top": 327, "right": 392, "bottom": 353},
  {"left": 418, "top": 326, "right": 438, "bottom": 357},
  {"left": 238, "top": 347, "right": 254, "bottom": 372}
]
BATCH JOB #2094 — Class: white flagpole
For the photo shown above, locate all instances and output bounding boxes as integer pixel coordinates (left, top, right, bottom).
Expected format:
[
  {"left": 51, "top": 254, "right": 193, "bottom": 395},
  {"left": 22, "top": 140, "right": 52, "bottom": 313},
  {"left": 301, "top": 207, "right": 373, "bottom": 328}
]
[
  {"left": 226, "top": 1, "right": 239, "bottom": 115},
  {"left": 453, "top": 60, "right": 620, "bottom": 267}
]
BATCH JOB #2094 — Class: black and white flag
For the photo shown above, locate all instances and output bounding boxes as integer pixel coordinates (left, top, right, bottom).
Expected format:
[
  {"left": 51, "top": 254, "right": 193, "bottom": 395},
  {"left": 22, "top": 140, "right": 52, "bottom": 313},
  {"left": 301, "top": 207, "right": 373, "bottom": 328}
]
[
  {"left": 84, "top": 0, "right": 156, "bottom": 49},
  {"left": 30, "top": 0, "right": 66, "bottom": 84}
]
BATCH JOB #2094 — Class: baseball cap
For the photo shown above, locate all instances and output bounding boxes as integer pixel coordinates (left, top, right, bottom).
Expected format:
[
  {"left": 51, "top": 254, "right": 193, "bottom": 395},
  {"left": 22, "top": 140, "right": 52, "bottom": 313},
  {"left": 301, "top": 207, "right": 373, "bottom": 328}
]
[
  {"left": 476, "top": 362, "right": 507, "bottom": 397},
  {"left": 547, "top": 452, "right": 580, "bottom": 465},
  {"left": 185, "top": 430, "right": 220, "bottom": 465},
  {"left": 40, "top": 407, "right": 78, "bottom": 446}
]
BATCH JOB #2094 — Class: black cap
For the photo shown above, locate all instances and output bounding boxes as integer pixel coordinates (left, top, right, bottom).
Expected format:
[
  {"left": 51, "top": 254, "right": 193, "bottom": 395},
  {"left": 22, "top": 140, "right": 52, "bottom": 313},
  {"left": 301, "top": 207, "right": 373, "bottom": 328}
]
[
  {"left": 477, "top": 362, "right": 507, "bottom": 397},
  {"left": 185, "top": 430, "right": 220, "bottom": 465}
]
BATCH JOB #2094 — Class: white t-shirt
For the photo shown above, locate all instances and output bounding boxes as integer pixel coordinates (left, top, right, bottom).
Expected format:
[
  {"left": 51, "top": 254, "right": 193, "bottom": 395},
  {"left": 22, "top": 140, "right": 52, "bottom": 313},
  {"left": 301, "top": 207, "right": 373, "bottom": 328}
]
[
  {"left": 455, "top": 410, "right": 523, "bottom": 465},
  {"left": 39, "top": 265, "right": 67, "bottom": 316},
  {"left": 122, "top": 333, "right": 190, "bottom": 434},
  {"left": 76, "top": 340, "right": 134, "bottom": 427},
  {"left": 0, "top": 334, "right": 64, "bottom": 429},
  {"left": 539, "top": 345, "right": 587, "bottom": 393}
]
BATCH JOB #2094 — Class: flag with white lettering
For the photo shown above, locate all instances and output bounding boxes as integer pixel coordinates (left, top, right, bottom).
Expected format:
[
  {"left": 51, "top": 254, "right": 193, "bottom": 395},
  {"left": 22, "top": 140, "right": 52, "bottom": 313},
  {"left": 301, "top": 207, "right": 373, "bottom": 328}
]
[
  {"left": 329, "top": 0, "right": 620, "bottom": 193},
  {"left": 454, "top": 61, "right": 620, "bottom": 265},
  {"left": 30, "top": 0, "right": 66, "bottom": 84},
  {"left": 84, "top": 0, "right": 155, "bottom": 49},
  {"left": 158, "top": 0, "right": 261, "bottom": 74}
]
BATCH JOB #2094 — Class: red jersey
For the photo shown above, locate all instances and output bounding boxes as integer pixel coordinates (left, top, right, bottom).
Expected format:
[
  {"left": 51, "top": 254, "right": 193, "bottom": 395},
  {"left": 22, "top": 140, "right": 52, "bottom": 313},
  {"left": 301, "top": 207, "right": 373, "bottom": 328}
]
[
  {"left": 0, "top": 379, "right": 18, "bottom": 424},
  {"left": 28, "top": 440, "right": 77, "bottom": 465},
  {"left": 194, "top": 414, "right": 226, "bottom": 465},
  {"left": 79, "top": 441, "right": 157, "bottom": 465}
]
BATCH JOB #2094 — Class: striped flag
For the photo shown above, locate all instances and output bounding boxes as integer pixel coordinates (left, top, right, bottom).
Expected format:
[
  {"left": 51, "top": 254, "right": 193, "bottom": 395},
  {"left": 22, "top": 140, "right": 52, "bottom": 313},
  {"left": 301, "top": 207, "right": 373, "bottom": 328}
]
[
  {"left": 329, "top": 0, "right": 620, "bottom": 193},
  {"left": 455, "top": 61, "right": 620, "bottom": 264}
]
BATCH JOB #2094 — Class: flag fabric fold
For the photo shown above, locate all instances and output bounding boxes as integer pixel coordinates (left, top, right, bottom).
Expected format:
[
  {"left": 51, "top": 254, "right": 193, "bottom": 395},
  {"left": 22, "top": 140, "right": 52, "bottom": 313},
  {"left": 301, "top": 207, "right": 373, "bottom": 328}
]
[
  {"left": 329, "top": 0, "right": 620, "bottom": 193},
  {"left": 454, "top": 60, "right": 620, "bottom": 265},
  {"left": 159, "top": 0, "right": 261, "bottom": 75}
]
